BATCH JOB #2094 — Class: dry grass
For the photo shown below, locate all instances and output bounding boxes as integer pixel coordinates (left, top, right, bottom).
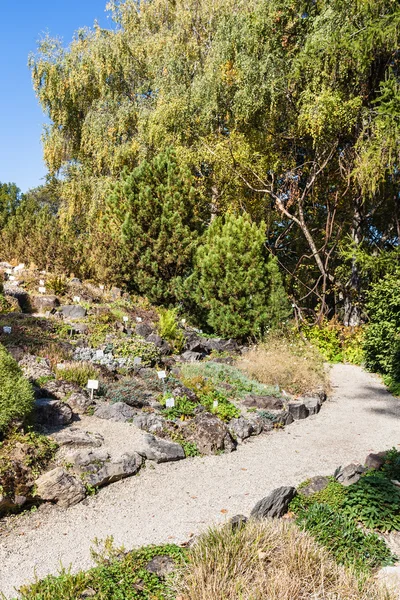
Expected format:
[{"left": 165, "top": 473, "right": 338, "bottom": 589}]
[
  {"left": 236, "top": 334, "right": 328, "bottom": 396},
  {"left": 176, "top": 519, "right": 394, "bottom": 600}
]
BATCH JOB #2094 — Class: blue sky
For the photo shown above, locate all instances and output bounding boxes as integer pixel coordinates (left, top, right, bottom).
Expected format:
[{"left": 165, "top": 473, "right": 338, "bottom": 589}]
[{"left": 0, "top": 1, "right": 112, "bottom": 192}]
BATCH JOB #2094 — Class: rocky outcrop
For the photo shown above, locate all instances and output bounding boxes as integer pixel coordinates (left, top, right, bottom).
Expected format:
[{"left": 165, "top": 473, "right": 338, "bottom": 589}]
[
  {"left": 19, "top": 354, "right": 54, "bottom": 382},
  {"left": 94, "top": 401, "right": 135, "bottom": 422},
  {"left": 35, "top": 467, "right": 86, "bottom": 507},
  {"left": 53, "top": 428, "right": 104, "bottom": 448},
  {"left": 66, "top": 449, "right": 143, "bottom": 487},
  {"left": 183, "top": 412, "right": 236, "bottom": 455},
  {"left": 34, "top": 398, "right": 73, "bottom": 427}
]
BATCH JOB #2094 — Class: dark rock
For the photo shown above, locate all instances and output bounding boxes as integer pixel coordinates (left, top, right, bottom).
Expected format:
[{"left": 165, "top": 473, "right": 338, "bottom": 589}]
[
  {"left": 71, "top": 322, "right": 89, "bottom": 335},
  {"left": 335, "top": 462, "right": 366, "bottom": 486},
  {"left": 228, "top": 417, "right": 254, "bottom": 441},
  {"left": 146, "top": 334, "right": 172, "bottom": 356},
  {"left": 171, "top": 384, "right": 198, "bottom": 402},
  {"left": 183, "top": 412, "right": 236, "bottom": 455},
  {"left": 273, "top": 411, "right": 294, "bottom": 427},
  {"left": 206, "top": 338, "right": 240, "bottom": 353},
  {"left": 146, "top": 555, "right": 176, "bottom": 577},
  {"left": 139, "top": 434, "right": 185, "bottom": 463},
  {"left": 365, "top": 452, "right": 386, "bottom": 470},
  {"left": 247, "top": 415, "right": 264, "bottom": 436},
  {"left": 34, "top": 398, "right": 73, "bottom": 427},
  {"left": 298, "top": 476, "right": 330, "bottom": 497},
  {"left": 288, "top": 402, "right": 309, "bottom": 420},
  {"left": 251, "top": 486, "right": 297, "bottom": 519},
  {"left": 31, "top": 295, "right": 59, "bottom": 313},
  {"left": 35, "top": 467, "right": 86, "bottom": 507},
  {"left": 94, "top": 402, "right": 135, "bottom": 422},
  {"left": 136, "top": 323, "right": 154, "bottom": 338},
  {"left": 243, "top": 395, "right": 283, "bottom": 410},
  {"left": 61, "top": 305, "right": 87, "bottom": 319},
  {"left": 180, "top": 351, "right": 203, "bottom": 362},
  {"left": 303, "top": 397, "right": 321, "bottom": 415},
  {"left": 70, "top": 278, "right": 81, "bottom": 285},
  {"left": 230, "top": 514, "right": 248, "bottom": 531}
]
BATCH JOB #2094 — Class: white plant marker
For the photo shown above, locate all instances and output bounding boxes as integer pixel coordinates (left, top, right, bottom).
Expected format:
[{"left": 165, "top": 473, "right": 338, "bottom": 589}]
[
  {"left": 136, "top": 316, "right": 143, "bottom": 323},
  {"left": 87, "top": 379, "right": 99, "bottom": 400},
  {"left": 5, "top": 268, "right": 12, "bottom": 275},
  {"left": 157, "top": 370, "right": 167, "bottom": 380},
  {"left": 38, "top": 286, "right": 46, "bottom": 294},
  {"left": 56, "top": 363, "right": 65, "bottom": 370},
  {"left": 165, "top": 398, "right": 175, "bottom": 408},
  {"left": 3, "top": 326, "right": 12, "bottom": 334},
  {"left": 181, "top": 318, "right": 186, "bottom": 325},
  {"left": 213, "top": 400, "right": 219, "bottom": 409},
  {"left": 133, "top": 356, "right": 142, "bottom": 366},
  {"left": 96, "top": 349, "right": 104, "bottom": 359},
  {"left": 39, "top": 279, "right": 45, "bottom": 286},
  {"left": 8, "top": 275, "right": 15, "bottom": 281},
  {"left": 14, "top": 263, "right": 25, "bottom": 272},
  {"left": 99, "top": 284, "right": 105, "bottom": 290},
  {"left": 123, "top": 316, "right": 129, "bottom": 323},
  {"left": 73, "top": 296, "right": 81, "bottom": 303}
]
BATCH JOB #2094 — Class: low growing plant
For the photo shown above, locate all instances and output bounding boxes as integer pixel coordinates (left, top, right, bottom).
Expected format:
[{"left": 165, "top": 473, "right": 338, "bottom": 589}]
[
  {"left": 199, "top": 390, "right": 240, "bottom": 422},
  {"left": 0, "top": 344, "right": 35, "bottom": 433},
  {"left": 55, "top": 362, "right": 99, "bottom": 388}
]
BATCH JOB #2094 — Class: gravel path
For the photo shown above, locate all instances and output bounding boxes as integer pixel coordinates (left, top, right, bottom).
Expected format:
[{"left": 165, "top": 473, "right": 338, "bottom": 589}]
[{"left": 1, "top": 363, "right": 400, "bottom": 598}]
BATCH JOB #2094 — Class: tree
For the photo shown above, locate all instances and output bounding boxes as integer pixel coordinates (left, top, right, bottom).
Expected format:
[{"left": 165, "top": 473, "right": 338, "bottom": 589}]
[
  {"left": 185, "top": 213, "right": 290, "bottom": 338},
  {"left": 104, "top": 149, "right": 205, "bottom": 303}
]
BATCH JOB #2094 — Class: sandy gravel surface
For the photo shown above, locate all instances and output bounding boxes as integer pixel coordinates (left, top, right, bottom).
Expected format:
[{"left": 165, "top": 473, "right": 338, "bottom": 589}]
[{"left": 1, "top": 363, "right": 400, "bottom": 597}]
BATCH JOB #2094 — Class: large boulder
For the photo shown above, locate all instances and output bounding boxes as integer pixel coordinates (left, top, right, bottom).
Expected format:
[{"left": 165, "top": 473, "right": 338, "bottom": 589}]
[
  {"left": 134, "top": 413, "right": 166, "bottom": 434},
  {"left": 251, "top": 486, "right": 296, "bottom": 519},
  {"left": 35, "top": 467, "right": 86, "bottom": 507},
  {"left": 184, "top": 412, "right": 236, "bottom": 455},
  {"left": 288, "top": 402, "right": 309, "bottom": 420},
  {"left": 60, "top": 305, "right": 87, "bottom": 319},
  {"left": 94, "top": 401, "right": 135, "bottom": 422},
  {"left": 139, "top": 434, "right": 185, "bottom": 463},
  {"left": 243, "top": 395, "right": 284, "bottom": 410},
  {"left": 53, "top": 428, "right": 104, "bottom": 449},
  {"left": 228, "top": 417, "right": 254, "bottom": 441},
  {"left": 34, "top": 398, "right": 73, "bottom": 427},
  {"left": 67, "top": 449, "right": 143, "bottom": 487},
  {"left": 31, "top": 295, "right": 59, "bottom": 313}
]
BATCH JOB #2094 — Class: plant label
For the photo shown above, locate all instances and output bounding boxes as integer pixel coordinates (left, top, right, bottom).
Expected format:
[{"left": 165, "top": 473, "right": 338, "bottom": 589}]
[
  {"left": 56, "top": 363, "right": 65, "bottom": 370},
  {"left": 9, "top": 275, "right": 15, "bottom": 281},
  {"left": 73, "top": 296, "right": 81, "bottom": 303},
  {"left": 5, "top": 268, "right": 12, "bottom": 275},
  {"left": 213, "top": 400, "right": 219, "bottom": 408},
  {"left": 99, "top": 284, "right": 105, "bottom": 290},
  {"left": 14, "top": 264, "right": 25, "bottom": 272},
  {"left": 136, "top": 316, "right": 143, "bottom": 322},
  {"left": 181, "top": 318, "right": 186, "bottom": 324},
  {"left": 96, "top": 349, "right": 104, "bottom": 359},
  {"left": 157, "top": 370, "right": 167, "bottom": 379},
  {"left": 133, "top": 356, "right": 142, "bottom": 366},
  {"left": 3, "top": 326, "right": 11, "bottom": 334},
  {"left": 87, "top": 379, "right": 99, "bottom": 390},
  {"left": 123, "top": 316, "right": 129, "bottom": 322},
  {"left": 38, "top": 286, "right": 46, "bottom": 294},
  {"left": 39, "top": 279, "right": 45, "bottom": 286},
  {"left": 165, "top": 397, "right": 175, "bottom": 408}
]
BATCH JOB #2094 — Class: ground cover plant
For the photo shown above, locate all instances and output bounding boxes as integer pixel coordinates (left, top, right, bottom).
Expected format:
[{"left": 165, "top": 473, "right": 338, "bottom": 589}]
[
  {"left": 237, "top": 333, "right": 328, "bottom": 396},
  {"left": 0, "top": 344, "right": 35, "bottom": 433}
]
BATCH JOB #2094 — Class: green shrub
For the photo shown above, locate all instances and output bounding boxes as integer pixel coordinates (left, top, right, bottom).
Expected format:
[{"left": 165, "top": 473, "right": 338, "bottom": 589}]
[
  {"left": 114, "top": 337, "right": 161, "bottom": 367},
  {"left": 183, "top": 213, "right": 290, "bottom": 338},
  {"left": 296, "top": 503, "right": 394, "bottom": 573},
  {"left": 17, "top": 542, "right": 187, "bottom": 599},
  {"left": 47, "top": 275, "right": 68, "bottom": 296},
  {"left": 199, "top": 390, "right": 240, "bottom": 422},
  {"left": 363, "top": 270, "right": 400, "bottom": 378},
  {"left": 55, "top": 362, "right": 99, "bottom": 388},
  {"left": 157, "top": 308, "right": 184, "bottom": 352},
  {"left": 290, "top": 478, "right": 347, "bottom": 514},
  {"left": 342, "top": 474, "right": 400, "bottom": 532},
  {"left": 161, "top": 394, "right": 197, "bottom": 420},
  {"left": 0, "top": 344, "right": 34, "bottom": 433},
  {"left": 303, "top": 321, "right": 343, "bottom": 363}
]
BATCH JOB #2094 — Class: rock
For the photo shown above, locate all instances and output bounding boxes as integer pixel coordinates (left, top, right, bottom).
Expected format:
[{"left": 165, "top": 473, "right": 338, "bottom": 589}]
[
  {"left": 109, "top": 287, "right": 122, "bottom": 300},
  {"left": 35, "top": 467, "right": 86, "bottom": 507},
  {"left": 377, "top": 565, "right": 400, "bottom": 597},
  {"left": 4, "top": 287, "right": 31, "bottom": 311},
  {"left": 298, "top": 476, "right": 330, "bottom": 497},
  {"left": 70, "top": 278, "right": 81, "bottom": 285},
  {"left": 303, "top": 397, "right": 321, "bottom": 415},
  {"left": 67, "top": 392, "right": 95, "bottom": 415},
  {"left": 230, "top": 514, "right": 248, "bottom": 531},
  {"left": 71, "top": 322, "right": 89, "bottom": 335},
  {"left": 61, "top": 305, "right": 87, "bottom": 319},
  {"left": 335, "top": 462, "right": 366, "bottom": 486},
  {"left": 247, "top": 415, "right": 264, "bottom": 436},
  {"left": 139, "top": 434, "right": 185, "bottom": 463},
  {"left": 80, "top": 589, "right": 96, "bottom": 598},
  {"left": 146, "top": 334, "right": 172, "bottom": 356},
  {"left": 40, "top": 379, "right": 83, "bottom": 401},
  {"left": 243, "top": 394, "right": 283, "bottom": 410},
  {"left": 228, "top": 417, "right": 254, "bottom": 441},
  {"left": 134, "top": 413, "right": 166, "bottom": 434},
  {"left": 34, "top": 398, "right": 73, "bottom": 427},
  {"left": 180, "top": 351, "right": 203, "bottom": 362},
  {"left": 184, "top": 412, "right": 236, "bottom": 455},
  {"left": 207, "top": 338, "right": 240, "bottom": 353},
  {"left": 94, "top": 401, "right": 135, "bottom": 422},
  {"left": 135, "top": 322, "right": 154, "bottom": 338},
  {"left": 67, "top": 449, "right": 143, "bottom": 487},
  {"left": 146, "top": 555, "right": 176, "bottom": 577},
  {"left": 288, "top": 402, "right": 309, "bottom": 420},
  {"left": 19, "top": 354, "right": 54, "bottom": 382},
  {"left": 365, "top": 452, "right": 386, "bottom": 470},
  {"left": 52, "top": 428, "right": 104, "bottom": 448},
  {"left": 31, "top": 295, "right": 59, "bottom": 313},
  {"left": 171, "top": 385, "right": 198, "bottom": 402},
  {"left": 272, "top": 411, "right": 294, "bottom": 427},
  {"left": 251, "top": 486, "right": 297, "bottom": 519}
]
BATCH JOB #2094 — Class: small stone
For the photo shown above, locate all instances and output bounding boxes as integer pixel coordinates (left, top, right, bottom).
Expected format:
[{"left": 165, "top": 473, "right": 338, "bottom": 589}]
[
  {"left": 183, "top": 412, "right": 236, "bottom": 455},
  {"left": 298, "top": 476, "right": 330, "bottom": 497},
  {"left": 61, "top": 305, "right": 87, "bottom": 319},
  {"left": 365, "top": 452, "right": 386, "bottom": 470},
  {"left": 230, "top": 514, "right": 248, "bottom": 531},
  {"left": 31, "top": 295, "right": 59, "bottom": 313},
  {"left": 134, "top": 413, "right": 166, "bottom": 434},
  {"left": 251, "top": 486, "right": 297, "bottom": 519},
  {"left": 180, "top": 351, "right": 203, "bottom": 362},
  {"left": 139, "top": 434, "right": 185, "bottom": 463},
  {"left": 146, "top": 555, "right": 176, "bottom": 577},
  {"left": 146, "top": 334, "right": 172, "bottom": 356},
  {"left": 303, "top": 397, "right": 321, "bottom": 415},
  {"left": 228, "top": 417, "right": 253, "bottom": 441},
  {"left": 135, "top": 322, "right": 154, "bottom": 338},
  {"left": 67, "top": 392, "right": 95, "bottom": 415},
  {"left": 335, "top": 462, "right": 366, "bottom": 486}
]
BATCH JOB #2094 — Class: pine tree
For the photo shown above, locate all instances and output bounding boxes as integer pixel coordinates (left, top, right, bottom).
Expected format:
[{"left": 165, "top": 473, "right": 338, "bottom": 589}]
[
  {"left": 185, "top": 213, "right": 290, "bottom": 338},
  {"left": 105, "top": 149, "right": 205, "bottom": 303}
]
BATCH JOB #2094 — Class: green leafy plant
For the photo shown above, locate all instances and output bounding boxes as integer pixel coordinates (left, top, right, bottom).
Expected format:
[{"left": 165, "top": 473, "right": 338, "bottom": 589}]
[
  {"left": 161, "top": 394, "right": 197, "bottom": 420},
  {"left": 55, "top": 362, "right": 99, "bottom": 388},
  {"left": 290, "top": 478, "right": 347, "bottom": 514},
  {"left": 114, "top": 337, "right": 161, "bottom": 367},
  {"left": 199, "top": 390, "right": 240, "bottom": 422},
  {"left": 342, "top": 474, "right": 400, "bottom": 532},
  {"left": 296, "top": 502, "right": 395, "bottom": 573},
  {"left": 46, "top": 275, "right": 68, "bottom": 296},
  {"left": 0, "top": 344, "right": 35, "bottom": 433},
  {"left": 157, "top": 308, "right": 184, "bottom": 352}
]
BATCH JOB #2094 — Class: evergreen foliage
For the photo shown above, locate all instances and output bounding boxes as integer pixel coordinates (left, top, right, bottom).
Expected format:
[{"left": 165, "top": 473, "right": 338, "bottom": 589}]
[
  {"left": 185, "top": 213, "right": 289, "bottom": 338},
  {"left": 0, "top": 344, "right": 35, "bottom": 433},
  {"left": 104, "top": 149, "right": 205, "bottom": 304}
]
